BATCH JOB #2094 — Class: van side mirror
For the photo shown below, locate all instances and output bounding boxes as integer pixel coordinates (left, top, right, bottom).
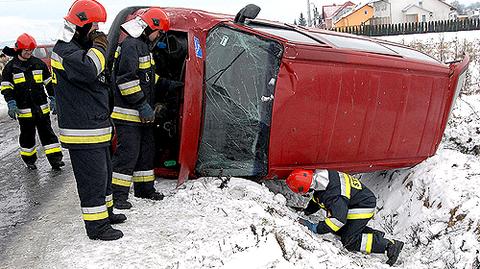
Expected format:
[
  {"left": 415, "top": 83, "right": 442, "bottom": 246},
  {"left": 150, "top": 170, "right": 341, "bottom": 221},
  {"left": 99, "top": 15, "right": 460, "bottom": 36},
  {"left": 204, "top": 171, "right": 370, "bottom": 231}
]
[{"left": 234, "top": 4, "right": 261, "bottom": 24}]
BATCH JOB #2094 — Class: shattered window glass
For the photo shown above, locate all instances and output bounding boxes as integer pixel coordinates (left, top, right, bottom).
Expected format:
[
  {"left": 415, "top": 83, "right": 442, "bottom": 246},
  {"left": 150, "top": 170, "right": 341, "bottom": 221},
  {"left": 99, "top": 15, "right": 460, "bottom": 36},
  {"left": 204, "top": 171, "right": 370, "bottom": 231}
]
[{"left": 196, "top": 25, "right": 283, "bottom": 177}]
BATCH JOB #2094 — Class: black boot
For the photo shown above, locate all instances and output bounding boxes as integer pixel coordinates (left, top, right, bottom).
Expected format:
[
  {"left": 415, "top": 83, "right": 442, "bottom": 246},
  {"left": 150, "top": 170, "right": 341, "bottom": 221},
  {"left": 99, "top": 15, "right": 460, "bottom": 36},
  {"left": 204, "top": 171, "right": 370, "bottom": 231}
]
[
  {"left": 51, "top": 161, "right": 65, "bottom": 170},
  {"left": 135, "top": 191, "right": 164, "bottom": 201},
  {"left": 386, "top": 239, "right": 404, "bottom": 266},
  {"left": 26, "top": 163, "right": 37, "bottom": 170},
  {"left": 88, "top": 226, "right": 123, "bottom": 241},
  {"left": 108, "top": 208, "right": 127, "bottom": 224},
  {"left": 114, "top": 199, "right": 132, "bottom": 210}
]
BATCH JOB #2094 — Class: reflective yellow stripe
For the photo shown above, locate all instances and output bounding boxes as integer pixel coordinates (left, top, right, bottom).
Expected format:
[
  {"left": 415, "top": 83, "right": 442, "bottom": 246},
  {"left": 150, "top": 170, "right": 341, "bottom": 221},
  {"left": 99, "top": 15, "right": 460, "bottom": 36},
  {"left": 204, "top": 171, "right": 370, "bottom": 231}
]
[
  {"left": 13, "top": 77, "right": 26, "bottom": 84},
  {"left": 120, "top": 85, "right": 141, "bottom": 96},
  {"left": 132, "top": 175, "right": 155, "bottom": 182},
  {"left": 51, "top": 59, "right": 64, "bottom": 70},
  {"left": 341, "top": 173, "right": 351, "bottom": 199},
  {"left": 106, "top": 200, "right": 113, "bottom": 208},
  {"left": 18, "top": 113, "right": 33, "bottom": 118},
  {"left": 83, "top": 211, "right": 108, "bottom": 221},
  {"left": 139, "top": 61, "right": 151, "bottom": 69},
  {"left": 111, "top": 112, "right": 141, "bottom": 123},
  {"left": 155, "top": 74, "right": 159, "bottom": 83},
  {"left": 89, "top": 47, "right": 105, "bottom": 73},
  {"left": 111, "top": 112, "right": 141, "bottom": 122},
  {"left": 20, "top": 148, "right": 37, "bottom": 156},
  {"left": 41, "top": 107, "right": 50, "bottom": 114},
  {"left": 45, "top": 147, "right": 61, "bottom": 155},
  {"left": 1, "top": 85, "right": 13, "bottom": 92},
  {"left": 325, "top": 218, "right": 342, "bottom": 232},
  {"left": 59, "top": 133, "right": 112, "bottom": 144},
  {"left": 112, "top": 177, "right": 132, "bottom": 187},
  {"left": 33, "top": 70, "right": 43, "bottom": 83},
  {"left": 366, "top": 233, "right": 373, "bottom": 254},
  {"left": 347, "top": 212, "right": 374, "bottom": 220}
]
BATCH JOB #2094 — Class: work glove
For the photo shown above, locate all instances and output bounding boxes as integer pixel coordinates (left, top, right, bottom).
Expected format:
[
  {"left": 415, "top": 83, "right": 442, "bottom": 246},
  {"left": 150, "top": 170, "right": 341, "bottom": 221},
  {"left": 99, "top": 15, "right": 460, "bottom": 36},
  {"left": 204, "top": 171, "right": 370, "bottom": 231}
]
[
  {"left": 89, "top": 31, "right": 108, "bottom": 51},
  {"left": 137, "top": 102, "right": 155, "bottom": 123},
  {"left": 298, "top": 218, "right": 318, "bottom": 233},
  {"left": 7, "top": 100, "right": 19, "bottom": 120},
  {"left": 48, "top": 96, "right": 56, "bottom": 115},
  {"left": 154, "top": 102, "right": 167, "bottom": 120}
]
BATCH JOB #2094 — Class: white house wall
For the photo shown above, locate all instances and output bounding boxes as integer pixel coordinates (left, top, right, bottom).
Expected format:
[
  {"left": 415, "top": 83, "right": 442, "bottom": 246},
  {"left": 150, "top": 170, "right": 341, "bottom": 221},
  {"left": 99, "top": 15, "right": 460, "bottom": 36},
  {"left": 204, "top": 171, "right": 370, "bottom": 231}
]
[{"left": 389, "top": 0, "right": 452, "bottom": 24}]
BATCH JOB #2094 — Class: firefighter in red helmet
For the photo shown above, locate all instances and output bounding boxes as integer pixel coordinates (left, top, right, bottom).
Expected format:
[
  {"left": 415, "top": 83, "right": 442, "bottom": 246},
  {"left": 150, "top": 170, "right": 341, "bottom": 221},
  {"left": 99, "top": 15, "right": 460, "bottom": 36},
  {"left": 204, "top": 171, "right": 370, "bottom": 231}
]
[
  {"left": 286, "top": 169, "right": 404, "bottom": 266},
  {"left": 52, "top": 0, "right": 125, "bottom": 241},
  {"left": 1, "top": 33, "right": 64, "bottom": 170},
  {"left": 110, "top": 7, "right": 170, "bottom": 209}
]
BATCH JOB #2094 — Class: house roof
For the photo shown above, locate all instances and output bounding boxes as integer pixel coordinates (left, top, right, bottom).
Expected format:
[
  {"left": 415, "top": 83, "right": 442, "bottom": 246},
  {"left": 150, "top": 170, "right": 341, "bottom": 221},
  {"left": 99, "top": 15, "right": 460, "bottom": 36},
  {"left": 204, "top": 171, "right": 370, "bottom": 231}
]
[
  {"left": 333, "top": 2, "right": 373, "bottom": 24},
  {"left": 402, "top": 3, "right": 432, "bottom": 13},
  {"left": 322, "top": 1, "right": 355, "bottom": 19}
]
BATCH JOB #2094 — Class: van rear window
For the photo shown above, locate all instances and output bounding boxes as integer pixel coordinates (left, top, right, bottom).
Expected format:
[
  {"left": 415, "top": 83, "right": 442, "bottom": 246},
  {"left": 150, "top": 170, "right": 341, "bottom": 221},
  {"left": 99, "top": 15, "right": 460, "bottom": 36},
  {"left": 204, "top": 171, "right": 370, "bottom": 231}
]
[
  {"left": 251, "top": 25, "right": 321, "bottom": 45},
  {"left": 312, "top": 33, "right": 396, "bottom": 55}
]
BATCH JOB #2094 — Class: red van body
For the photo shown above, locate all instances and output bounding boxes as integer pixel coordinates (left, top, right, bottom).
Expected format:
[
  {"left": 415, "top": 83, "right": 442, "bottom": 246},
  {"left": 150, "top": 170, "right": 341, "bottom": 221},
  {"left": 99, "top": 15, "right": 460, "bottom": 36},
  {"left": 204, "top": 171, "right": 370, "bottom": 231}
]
[{"left": 107, "top": 6, "right": 469, "bottom": 185}]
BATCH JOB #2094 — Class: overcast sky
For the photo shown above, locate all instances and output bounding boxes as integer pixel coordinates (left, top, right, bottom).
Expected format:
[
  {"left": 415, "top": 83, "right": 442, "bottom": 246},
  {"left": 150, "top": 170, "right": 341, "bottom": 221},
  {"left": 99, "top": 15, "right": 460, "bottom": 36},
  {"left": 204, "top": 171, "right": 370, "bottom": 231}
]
[{"left": 0, "top": 0, "right": 477, "bottom": 43}]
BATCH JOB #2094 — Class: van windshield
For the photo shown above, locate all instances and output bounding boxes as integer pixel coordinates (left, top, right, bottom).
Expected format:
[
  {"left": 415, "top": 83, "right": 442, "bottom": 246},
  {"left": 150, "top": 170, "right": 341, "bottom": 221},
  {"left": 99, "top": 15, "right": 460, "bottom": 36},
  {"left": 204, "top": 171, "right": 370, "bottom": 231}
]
[{"left": 196, "top": 25, "right": 283, "bottom": 177}]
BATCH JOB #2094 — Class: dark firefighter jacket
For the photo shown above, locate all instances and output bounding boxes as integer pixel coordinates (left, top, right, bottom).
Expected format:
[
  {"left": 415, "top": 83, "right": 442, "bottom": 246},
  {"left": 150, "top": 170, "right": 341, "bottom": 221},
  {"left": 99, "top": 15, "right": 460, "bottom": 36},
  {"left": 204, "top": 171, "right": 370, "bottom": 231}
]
[
  {"left": 1, "top": 56, "right": 54, "bottom": 118},
  {"left": 304, "top": 170, "right": 377, "bottom": 234},
  {"left": 51, "top": 40, "right": 112, "bottom": 149},
  {"left": 111, "top": 35, "right": 158, "bottom": 126}
]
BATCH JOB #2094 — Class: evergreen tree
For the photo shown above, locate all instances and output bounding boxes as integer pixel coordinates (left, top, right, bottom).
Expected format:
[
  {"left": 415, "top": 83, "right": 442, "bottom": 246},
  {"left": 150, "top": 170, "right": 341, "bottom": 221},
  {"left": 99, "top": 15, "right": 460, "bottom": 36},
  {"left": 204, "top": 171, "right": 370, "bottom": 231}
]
[{"left": 298, "top": 12, "right": 307, "bottom": 26}]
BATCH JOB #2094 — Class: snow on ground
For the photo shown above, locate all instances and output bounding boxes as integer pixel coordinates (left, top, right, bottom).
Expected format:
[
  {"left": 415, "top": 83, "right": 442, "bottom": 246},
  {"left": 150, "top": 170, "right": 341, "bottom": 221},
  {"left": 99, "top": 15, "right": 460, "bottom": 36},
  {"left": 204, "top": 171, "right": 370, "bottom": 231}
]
[{"left": 1, "top": 31, "right": 480, "bottom": 268}]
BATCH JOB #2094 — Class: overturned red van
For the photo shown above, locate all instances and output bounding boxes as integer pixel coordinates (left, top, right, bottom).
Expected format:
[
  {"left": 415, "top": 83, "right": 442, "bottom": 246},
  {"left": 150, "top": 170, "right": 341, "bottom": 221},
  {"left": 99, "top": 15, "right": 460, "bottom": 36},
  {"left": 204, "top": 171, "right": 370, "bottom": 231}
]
[{"left": 107, "top": 5, "right": 469, "bottom": 185}]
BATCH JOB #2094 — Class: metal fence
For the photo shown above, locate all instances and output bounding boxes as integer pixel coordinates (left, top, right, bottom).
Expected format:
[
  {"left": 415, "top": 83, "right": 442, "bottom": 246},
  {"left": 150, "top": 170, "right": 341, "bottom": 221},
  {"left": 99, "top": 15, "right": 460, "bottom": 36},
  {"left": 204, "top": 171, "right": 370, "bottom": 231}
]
[{"left": 332, "top": 19, "right": 480, "bottom": 36}]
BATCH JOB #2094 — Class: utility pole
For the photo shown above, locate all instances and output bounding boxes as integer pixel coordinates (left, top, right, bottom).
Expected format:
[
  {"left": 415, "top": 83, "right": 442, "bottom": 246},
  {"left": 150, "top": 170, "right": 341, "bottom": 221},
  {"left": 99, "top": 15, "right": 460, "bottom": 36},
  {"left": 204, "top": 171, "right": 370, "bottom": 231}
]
[{"left": 307, "top": 0, "right": 312, "bottom": 27}]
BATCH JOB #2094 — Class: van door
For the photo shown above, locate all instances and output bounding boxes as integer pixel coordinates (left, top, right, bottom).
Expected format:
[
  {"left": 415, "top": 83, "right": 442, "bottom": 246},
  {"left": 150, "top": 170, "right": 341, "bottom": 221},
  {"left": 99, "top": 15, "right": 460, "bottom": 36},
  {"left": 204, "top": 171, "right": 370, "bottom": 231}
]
[{"left": 196, "top": 25, "right": 283, "bottom": 177}]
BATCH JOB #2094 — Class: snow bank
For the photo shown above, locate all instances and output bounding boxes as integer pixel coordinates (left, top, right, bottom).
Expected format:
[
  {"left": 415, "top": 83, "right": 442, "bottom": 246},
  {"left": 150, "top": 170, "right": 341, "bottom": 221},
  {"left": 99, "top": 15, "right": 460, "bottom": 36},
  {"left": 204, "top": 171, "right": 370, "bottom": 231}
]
[{"left": 362, "top": 149, "right": 480, "bottom": 269}]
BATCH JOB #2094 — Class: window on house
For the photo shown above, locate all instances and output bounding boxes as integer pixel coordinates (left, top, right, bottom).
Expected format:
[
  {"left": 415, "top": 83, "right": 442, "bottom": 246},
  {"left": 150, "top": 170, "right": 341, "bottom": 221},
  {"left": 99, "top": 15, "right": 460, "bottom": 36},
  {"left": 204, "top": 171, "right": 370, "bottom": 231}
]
[{"left": 422, "top": 14, "right": 426, "bottom": 22}]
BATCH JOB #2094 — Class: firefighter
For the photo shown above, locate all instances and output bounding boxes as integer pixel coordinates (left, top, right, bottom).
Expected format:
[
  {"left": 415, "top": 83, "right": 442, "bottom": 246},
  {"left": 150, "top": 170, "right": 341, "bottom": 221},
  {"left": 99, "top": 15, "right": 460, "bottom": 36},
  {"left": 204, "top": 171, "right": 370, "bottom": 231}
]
[
  {"left": 52, "top": 0, "right": 125, "bottom": 240},
  {"left": 1, "top": 33, "right": 64, "bottom": 170},
  {"left": 110, "top": 8, "right": 170, "bottom": 209},
  {"left": 286, "top": 169, "right": 404, "bottom": 266}
]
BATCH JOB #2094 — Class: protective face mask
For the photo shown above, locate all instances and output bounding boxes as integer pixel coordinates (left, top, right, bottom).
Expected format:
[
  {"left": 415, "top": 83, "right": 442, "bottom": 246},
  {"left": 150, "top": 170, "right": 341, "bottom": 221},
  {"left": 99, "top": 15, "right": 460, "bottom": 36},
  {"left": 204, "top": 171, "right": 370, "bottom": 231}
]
[
  {"left": 58, "top": 20, "right": 76, "bottom": 42},
  {"left": 121, "top": 16, "right": 148, "bottom": 38}
]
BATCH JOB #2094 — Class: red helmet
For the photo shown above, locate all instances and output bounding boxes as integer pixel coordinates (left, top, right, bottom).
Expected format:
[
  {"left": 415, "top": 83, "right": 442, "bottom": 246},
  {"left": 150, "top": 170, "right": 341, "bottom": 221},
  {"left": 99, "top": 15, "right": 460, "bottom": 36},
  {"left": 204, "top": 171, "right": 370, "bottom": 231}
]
[
  {"left": 15, "top": 33, "right": 37, "bottom": 51},
  {"left": 286, "top": 169, "right": 313, "bottom": 193},
  {"left": 65, "top": 0, "right": 107, "bottom": 27},
  {"left": 138, "top": 7, "right": 170, "bottom": 32}
]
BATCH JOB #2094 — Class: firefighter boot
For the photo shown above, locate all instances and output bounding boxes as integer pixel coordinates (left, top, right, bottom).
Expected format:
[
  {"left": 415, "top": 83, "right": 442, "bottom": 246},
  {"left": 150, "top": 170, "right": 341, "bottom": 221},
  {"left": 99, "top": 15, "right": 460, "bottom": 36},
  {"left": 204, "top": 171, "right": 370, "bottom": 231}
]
[
  {"left": 51, "top": 161, "right": 65, "bottom": 171},
  {"left": 114, "top": 199, "right": 132, "bottom": 210},
  {"left": 89, "top": 225, "right": 124, "bottom": 241},
  {"left": 386, "top": 239, "right": 404, "bottom": 266},
  {"left": 135, "top": 191, "right": 164, "bottom": 201},
  {"left": 26, "top": 163, "right": 37, "bottom": 170},
  {"left": 108, "top": 207, "right": 127, "bottom": 224}
]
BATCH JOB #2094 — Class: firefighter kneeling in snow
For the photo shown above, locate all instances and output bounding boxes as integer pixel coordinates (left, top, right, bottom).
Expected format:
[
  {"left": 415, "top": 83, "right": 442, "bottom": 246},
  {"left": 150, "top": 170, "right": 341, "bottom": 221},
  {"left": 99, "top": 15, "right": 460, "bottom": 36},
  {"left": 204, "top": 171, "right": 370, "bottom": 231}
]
[
  {"left": 286, "top": 169, "right": 404, "bottom": 266},
  {"left": 1, "top": 33, "right": 64, "bottom": 170},
  {"left": 110, "top": 8, "right": 170, "bottom": 209},
  {"left": 52, "top": 0, "right": 125, "bottom": 240}
]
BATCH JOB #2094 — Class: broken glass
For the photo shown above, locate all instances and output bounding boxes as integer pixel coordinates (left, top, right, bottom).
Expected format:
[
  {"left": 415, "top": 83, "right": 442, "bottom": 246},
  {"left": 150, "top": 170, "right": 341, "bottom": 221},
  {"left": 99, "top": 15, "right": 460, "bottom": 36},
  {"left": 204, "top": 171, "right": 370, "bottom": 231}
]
[{"left": 196, "top": 25, "right": 283, "bottom": 177}]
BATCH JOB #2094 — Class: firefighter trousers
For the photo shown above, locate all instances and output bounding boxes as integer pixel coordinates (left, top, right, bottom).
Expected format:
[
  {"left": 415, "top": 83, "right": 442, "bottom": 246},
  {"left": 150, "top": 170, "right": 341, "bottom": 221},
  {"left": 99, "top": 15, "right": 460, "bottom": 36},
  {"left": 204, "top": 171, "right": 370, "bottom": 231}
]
[
  {"left": 18, "top": 115, "right": 63, "bottom": 166},
  {"left": 69, "top": 146, "right": 114, "bottom": 237},
  {"left": 112, "top": 124, "right": 156, "bottom": 202},
  {"left": 337, "top": 218, "right": 390, "bottom": 254}
]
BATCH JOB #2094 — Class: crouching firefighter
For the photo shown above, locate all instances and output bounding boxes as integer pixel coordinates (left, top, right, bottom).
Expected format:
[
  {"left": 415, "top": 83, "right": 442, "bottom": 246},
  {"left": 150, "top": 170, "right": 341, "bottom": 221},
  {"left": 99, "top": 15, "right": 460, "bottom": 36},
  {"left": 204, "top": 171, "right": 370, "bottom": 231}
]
[
  {"left": 110, "top": 7, "right": 170, "bottom": 209},
  {"left": 1, "top": 33, "right": 64, "bottom": 170},
  {"left": 286, "top": 169, "right": 404, "bottom": 266},
  {"left": 52, "top": 0, "right": 125, "bottom": 240}
]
